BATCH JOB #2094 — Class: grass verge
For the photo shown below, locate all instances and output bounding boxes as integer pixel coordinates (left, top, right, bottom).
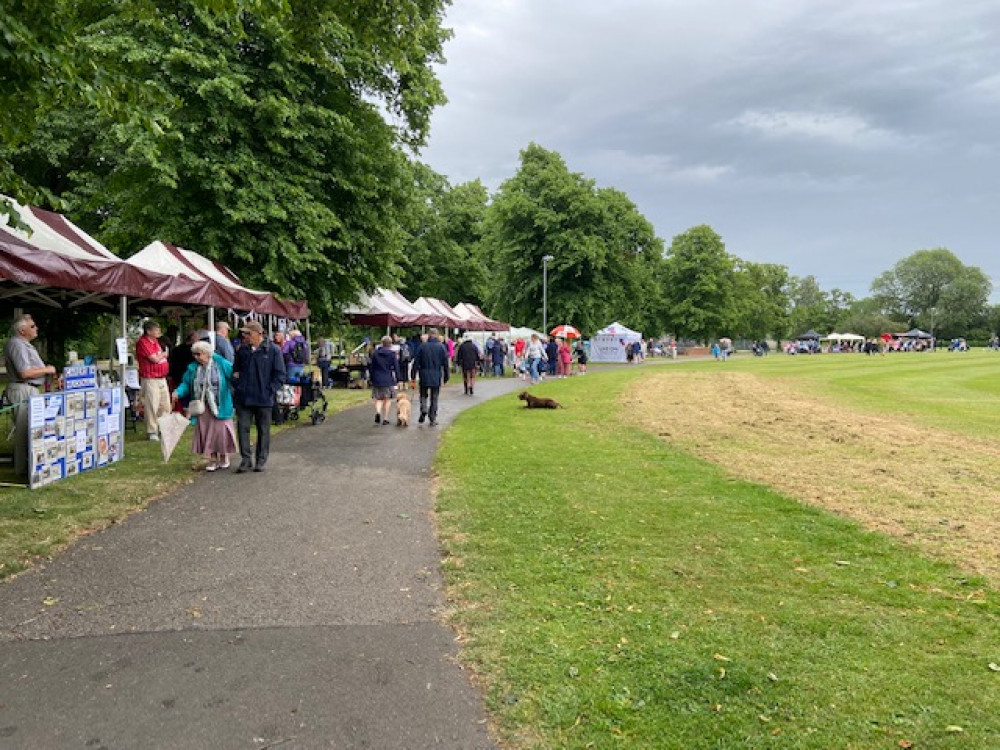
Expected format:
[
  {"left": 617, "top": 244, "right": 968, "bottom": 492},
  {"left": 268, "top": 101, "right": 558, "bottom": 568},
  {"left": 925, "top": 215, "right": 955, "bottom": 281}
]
[
  {"left": 0, "top": 388, "right": 370, "bottom": 580},
  {"left": 435, "top": 357, "right": 1000, "bottom": 749}
]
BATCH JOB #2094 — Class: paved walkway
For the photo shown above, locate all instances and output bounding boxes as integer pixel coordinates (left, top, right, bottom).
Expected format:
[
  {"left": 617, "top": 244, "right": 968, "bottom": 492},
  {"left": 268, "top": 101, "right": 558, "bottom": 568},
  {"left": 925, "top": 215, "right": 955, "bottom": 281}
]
[{"left": 0, "top": 376, "right": 526, "bottom": 749}]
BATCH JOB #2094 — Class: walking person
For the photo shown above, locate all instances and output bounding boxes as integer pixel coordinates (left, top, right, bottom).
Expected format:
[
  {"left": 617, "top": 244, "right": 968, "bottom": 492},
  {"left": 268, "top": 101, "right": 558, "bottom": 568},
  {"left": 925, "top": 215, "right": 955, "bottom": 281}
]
[
  {"left": 414, "top": 327, "right": 449, "bottom": 426},
  {"left": 456, "top": 334, "right": 481, "bottom": 396},
  {"left": 214, "top": 321, "right": 235, "bottom": 363},
  {"left": 314, "top": 337, "right": 333, "bottom": 388},
  {"left": 491, "top": 337, "right": 507, "bottom": 377},
  {"left": 171, "top": 341, "right": 237, "bottom": 471},
  {"left": 557, "top": 337, "right": 573, "bottom": 377},
  {"left": 232, "top": 321, "right": 285, "bottom": 473},
  {"left": 524, "top": 333, "right": 547, "bottom": 385},
  {"left": 2, "top": 314, "right": 59, "bottom": 478},
  {"left": 136, "top": 320, "right": 171, "bottom": 441},
  {"left": 545, "top": 336, "right": 559, "bottom": 377},
  {"left": 369, "top": 336, "right": 399, "bottom": 426}
]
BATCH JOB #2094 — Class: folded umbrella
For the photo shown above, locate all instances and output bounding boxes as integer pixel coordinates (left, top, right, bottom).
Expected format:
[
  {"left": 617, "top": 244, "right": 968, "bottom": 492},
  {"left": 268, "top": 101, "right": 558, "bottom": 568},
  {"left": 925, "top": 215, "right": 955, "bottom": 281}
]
[{"left": 157, "top": 412, "right": 190, "bottom": 463}]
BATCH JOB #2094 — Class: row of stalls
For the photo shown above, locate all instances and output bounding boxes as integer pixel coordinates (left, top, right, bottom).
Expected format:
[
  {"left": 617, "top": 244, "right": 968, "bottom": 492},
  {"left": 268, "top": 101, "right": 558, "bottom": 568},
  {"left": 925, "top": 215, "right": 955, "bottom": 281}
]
[
  {"left": 0, "top": 196, "right": 309, "bottom": 335},
  {"left": 342, "top": 288, "right": 507, "bottom": 332},
  {"left": 795, "top": 328, "right": 935, "bottom": 353},
  {"left": 1, "top": 196, "right": 308, "bottom": 488}
]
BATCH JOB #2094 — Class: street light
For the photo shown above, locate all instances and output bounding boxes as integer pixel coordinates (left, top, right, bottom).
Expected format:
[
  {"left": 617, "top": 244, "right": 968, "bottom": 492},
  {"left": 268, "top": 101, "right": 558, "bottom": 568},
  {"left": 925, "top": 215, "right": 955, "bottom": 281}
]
[{"left": 542, "top": 254, "right": 554, "bottom": 334}]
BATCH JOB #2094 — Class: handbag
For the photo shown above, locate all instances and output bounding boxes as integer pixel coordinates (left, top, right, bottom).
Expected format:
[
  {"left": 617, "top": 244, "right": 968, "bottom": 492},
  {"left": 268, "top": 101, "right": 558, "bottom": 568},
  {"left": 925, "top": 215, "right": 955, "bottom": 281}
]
[{"left": 187, "top": 367, "right": 209, "bottom": 416}]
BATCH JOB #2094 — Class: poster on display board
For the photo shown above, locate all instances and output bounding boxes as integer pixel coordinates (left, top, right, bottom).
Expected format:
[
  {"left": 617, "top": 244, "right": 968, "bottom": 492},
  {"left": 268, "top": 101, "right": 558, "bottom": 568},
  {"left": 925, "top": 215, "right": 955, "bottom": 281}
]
[
  {"left": 26, "top": 386, "right": 125, "bottom": 489},
  {"left": 588, "top": 334, "right": 632, "bottom": 362}
]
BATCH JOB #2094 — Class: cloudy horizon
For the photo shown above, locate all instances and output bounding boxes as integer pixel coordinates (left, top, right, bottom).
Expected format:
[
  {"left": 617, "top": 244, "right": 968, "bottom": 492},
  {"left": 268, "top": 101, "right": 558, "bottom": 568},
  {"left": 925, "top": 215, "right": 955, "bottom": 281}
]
[{"left": 421, "top": 0, "right": 1000, "bottom": 301}]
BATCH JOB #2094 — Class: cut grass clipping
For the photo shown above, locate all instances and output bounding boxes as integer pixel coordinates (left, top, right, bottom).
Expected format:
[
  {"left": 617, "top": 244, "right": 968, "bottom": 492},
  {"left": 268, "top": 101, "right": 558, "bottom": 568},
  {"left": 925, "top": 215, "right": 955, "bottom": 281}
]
[{"left": 435, "top": 356, "right": 1000, "bottom": 749}]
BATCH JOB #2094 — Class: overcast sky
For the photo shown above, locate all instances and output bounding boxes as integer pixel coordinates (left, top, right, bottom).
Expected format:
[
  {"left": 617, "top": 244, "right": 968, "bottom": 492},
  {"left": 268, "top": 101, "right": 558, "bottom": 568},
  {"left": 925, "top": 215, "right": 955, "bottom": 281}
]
[{"left": 421, "top": 0, "right": 1000, "bottom": 301}]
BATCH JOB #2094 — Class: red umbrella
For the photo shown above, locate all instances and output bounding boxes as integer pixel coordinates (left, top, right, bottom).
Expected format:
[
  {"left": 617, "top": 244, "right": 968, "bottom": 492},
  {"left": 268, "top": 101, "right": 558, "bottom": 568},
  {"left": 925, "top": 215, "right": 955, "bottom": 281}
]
[{"left": 549, "top": 324, "right": 581, "bottom": 339}]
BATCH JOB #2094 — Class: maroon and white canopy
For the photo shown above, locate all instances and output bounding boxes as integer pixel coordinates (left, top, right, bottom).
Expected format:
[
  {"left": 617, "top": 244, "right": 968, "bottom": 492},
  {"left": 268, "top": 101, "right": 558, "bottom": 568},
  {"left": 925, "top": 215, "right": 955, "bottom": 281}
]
[
  {"left": 453, "top": 302, "right": 508, "bottom": 331},
  {"left": 1, "top": 196, "right": 308, "bottom": 317},
  {"left": 343, "top": 288, "right": 438, "bottom": 327},
  {"left": 126, "top": 241, "right": 308, "bottom": 319},
  {"left": 412, "top": 296, "right": 466, "bottom": 328}
]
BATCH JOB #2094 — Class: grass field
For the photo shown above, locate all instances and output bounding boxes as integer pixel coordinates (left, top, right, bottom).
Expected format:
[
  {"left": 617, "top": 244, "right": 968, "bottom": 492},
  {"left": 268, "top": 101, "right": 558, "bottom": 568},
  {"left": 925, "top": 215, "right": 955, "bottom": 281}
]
[{"left": 435, "top": 351, "right": 1000, "bottom": 749}]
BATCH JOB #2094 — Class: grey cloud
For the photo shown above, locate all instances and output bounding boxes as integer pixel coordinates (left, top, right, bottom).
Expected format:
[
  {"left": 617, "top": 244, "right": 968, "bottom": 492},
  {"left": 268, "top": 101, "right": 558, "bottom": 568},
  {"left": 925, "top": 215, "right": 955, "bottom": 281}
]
[{"left": 423, "top": 0, "right": 1000, "bottom": 298}]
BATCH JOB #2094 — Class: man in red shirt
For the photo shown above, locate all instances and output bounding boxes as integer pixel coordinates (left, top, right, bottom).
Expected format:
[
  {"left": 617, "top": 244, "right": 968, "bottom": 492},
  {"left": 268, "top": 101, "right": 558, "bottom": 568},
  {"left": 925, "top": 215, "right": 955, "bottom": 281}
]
[{"left": 136, "top": 320, "right": 171, "bottom": 440}]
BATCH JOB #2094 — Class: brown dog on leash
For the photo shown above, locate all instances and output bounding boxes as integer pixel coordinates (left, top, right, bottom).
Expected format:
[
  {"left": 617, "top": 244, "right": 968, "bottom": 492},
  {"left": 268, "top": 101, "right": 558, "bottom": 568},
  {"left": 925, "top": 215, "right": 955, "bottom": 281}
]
[
  {"left": 396, "top": 391, "right": 411, "bottom": 426},
  {"left": 519, "top": 391, "right": 563, "bottom": 409}
]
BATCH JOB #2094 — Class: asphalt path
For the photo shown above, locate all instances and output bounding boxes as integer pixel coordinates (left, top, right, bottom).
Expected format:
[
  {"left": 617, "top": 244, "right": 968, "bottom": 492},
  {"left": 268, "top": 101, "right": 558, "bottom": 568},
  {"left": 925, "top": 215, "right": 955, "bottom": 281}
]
[{"left": 0, "top": 375, "right": 526, "bottom": 749}]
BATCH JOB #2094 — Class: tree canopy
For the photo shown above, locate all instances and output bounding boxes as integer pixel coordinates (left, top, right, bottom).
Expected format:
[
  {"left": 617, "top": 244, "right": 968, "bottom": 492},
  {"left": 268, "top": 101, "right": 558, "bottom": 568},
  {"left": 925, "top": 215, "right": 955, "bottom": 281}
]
[
  {"left": 481, "top": 144, "right": 664, "bottom": 335},
  {"left": 871, "top": 248, "right": 992, "bottom": 338},
  {"left": 2, "top": 0, "right": 452, "bottom": 324}
]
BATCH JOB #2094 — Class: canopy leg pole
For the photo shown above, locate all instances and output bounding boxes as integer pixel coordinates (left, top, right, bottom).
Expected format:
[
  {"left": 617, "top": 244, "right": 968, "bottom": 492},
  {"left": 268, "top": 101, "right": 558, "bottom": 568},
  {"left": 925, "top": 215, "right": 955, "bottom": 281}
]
[
  {"left": 208, "top": 307, "right": 216, "bottom": 348},
  {"left": 119, "top": 296, "right": 128, "bottom": 386}
]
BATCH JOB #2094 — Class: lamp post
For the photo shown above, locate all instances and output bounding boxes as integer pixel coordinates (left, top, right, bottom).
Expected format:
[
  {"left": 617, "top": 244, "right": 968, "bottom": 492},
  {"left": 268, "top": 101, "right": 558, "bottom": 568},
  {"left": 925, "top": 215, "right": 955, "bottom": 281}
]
[{"left": 542, "top": 254, "right": 554, "bottom": 334}]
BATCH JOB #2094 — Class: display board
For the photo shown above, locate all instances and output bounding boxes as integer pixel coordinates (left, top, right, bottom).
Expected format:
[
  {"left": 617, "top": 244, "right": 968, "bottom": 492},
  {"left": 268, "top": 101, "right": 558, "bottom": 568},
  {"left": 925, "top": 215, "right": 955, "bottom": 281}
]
[{"left": 27, "top": 381, "right": 125, "bottom": 489}]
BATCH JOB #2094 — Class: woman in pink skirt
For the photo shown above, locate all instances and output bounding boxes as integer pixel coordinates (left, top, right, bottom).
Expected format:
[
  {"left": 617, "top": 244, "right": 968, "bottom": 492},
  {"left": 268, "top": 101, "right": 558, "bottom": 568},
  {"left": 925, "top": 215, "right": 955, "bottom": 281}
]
[{"left": 171, "top": 340, "right": 237, "bottom": 471}]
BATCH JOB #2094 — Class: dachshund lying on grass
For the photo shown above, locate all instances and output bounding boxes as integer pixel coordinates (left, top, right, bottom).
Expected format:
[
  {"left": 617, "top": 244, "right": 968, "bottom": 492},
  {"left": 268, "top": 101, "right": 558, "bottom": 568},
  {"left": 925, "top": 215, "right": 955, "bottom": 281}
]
[{"left": 518, "top": 391, "right": 563, "bottom": 409}]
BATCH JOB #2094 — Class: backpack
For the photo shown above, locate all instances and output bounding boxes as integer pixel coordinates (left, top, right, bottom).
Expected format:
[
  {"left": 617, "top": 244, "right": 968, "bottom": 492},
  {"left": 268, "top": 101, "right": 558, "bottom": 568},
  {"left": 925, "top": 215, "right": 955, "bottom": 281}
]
[{"left": 291, "top": 338, "right": 308, "bottom": 365}]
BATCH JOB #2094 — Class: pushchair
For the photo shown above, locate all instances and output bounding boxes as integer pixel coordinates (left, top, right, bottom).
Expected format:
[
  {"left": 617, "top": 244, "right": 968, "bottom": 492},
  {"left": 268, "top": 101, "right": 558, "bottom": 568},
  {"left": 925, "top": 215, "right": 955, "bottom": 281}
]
[{"left": 276, "top": 376, "right": 328, "bottom": 425}]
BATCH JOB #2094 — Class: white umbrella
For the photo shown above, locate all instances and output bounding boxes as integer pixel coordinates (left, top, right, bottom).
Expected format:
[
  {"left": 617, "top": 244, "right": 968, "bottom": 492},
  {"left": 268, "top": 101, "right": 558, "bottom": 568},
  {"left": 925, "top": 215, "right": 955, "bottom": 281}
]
[{"left": 157, "top": 412, "right": 190, "bottom": 463}]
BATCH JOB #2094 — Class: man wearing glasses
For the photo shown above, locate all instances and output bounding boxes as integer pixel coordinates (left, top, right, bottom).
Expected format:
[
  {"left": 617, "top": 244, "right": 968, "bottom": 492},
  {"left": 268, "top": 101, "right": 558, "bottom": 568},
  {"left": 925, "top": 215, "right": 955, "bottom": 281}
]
[{"left": 3, "top": 314, "right": 58, "bottom": 478}]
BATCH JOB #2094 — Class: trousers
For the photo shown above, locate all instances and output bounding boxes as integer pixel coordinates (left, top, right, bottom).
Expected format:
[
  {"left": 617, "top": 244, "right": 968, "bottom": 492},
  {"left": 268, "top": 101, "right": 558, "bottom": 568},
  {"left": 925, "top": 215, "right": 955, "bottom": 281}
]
[
  {"left": 236, "top": 404, "right": 272, "bottom": 467},
  {"left": 5, "top": 381, "right": 39, "bottom": 477},
  {"left": 141, "top": 377, "right": 171, "bottom": 436},
  {"left": 418, "top": 384, "right": 440, "bottom": 420}
]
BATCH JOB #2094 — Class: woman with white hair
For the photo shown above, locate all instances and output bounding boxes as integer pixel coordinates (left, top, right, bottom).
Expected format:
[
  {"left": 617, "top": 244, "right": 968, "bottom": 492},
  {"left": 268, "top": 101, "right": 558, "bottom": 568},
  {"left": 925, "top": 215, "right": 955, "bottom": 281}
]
[{"left": 170, "top": 340, "right": 237, "bottom": 470}]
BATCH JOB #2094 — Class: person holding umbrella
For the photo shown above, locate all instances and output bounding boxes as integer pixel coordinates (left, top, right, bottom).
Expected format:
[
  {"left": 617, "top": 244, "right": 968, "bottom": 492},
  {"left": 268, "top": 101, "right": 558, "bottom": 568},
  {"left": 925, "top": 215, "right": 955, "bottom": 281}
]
[{"left": 171, "top": 341, "right": 237, "bottom": 471}]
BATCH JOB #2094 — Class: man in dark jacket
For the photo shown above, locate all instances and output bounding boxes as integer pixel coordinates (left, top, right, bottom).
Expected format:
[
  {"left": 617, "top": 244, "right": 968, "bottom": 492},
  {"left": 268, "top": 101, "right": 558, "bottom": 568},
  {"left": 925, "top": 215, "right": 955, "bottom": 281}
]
[
  {"left": 232, "top": 321, "right": 286, "bottom": 472},
  {"left": 545, "top": 337, "right": 559, "bottom": 377},
  {"left": 455, "top": 334, "right": 481, "bottom": 396},
  {"left": 413, "top": 328, "right": 449, "bottom": 426}
]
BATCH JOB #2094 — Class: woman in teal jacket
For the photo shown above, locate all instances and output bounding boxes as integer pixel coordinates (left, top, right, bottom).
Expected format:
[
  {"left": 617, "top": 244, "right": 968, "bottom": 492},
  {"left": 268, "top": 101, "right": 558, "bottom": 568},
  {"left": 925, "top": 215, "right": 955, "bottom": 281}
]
[{"left": 171, "top": 341, "right": 236, "bottom": 471}]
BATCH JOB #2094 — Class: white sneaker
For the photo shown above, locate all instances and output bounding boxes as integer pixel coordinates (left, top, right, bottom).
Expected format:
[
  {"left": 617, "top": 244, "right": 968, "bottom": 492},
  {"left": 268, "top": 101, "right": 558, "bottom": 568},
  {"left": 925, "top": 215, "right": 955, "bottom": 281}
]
[
  {"left": 219, "top": 457, "right": 230, "bottom": 469},
  {"left": 148, "top": 434, "right": 159, "bottom": 442},
  {"left": 205, "top": 461, "right": 218, "bottom": 472}
]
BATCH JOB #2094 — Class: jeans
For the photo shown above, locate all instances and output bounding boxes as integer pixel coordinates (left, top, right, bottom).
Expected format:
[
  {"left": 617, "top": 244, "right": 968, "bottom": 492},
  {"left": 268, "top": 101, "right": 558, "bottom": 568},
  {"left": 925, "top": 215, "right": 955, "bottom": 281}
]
[
  {"left": 419, "top": 384, "right": 441, "bottom": 421},
  {"left": 318, "top": 360, "right": 330, "bottom": 387},
  {"left": 528, "top": 358, "right": 541, "bottom": 381},
  {"left": 236, "top": 404, "right": 272, "bottom": 467},
  {"left": 286, "top": 364, "right": 305, "bottom": 382}
]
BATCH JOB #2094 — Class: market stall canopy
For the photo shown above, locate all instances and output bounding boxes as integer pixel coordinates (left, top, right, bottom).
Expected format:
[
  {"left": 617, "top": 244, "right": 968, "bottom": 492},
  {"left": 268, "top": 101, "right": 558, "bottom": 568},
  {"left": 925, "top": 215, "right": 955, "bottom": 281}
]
[
  {"left": 1, "top": 196, "right": 200, "bottom": 313},
  {"left": 126, "top": 240, "right": 308, "bottom": 318},
  {"left": 899, "top": 328, "right": 933, "bottom": 339},
  {"left": 453, "top": 302, "right": 508, "bottom": 331},
  {"left": 597, "top": 321, "right": 642, "bottom": 340},
  {"left": 343, "top": 288, "right": 436, "bottom": 327},
  {"left": 412, "top": 296, "right": 465, "bottom": 328},
  {"left": 798, "top": 329, "right": 822, "bottom": 340}
]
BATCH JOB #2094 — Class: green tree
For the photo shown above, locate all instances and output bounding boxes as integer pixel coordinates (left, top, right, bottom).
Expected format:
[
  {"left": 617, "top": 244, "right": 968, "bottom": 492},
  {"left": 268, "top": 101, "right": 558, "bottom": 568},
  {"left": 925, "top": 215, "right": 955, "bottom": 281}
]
[
  {"left": 482, "top": 143, "right": 663, "bottom": 335},
  {"left": 871, "top": 248, "right": 992, "bottom": 338},
  {"left": 661, "top": 225, "right": 735, "bottom": 342},
  {"left": 2, "top": 1, "right": 452, "bottom": 324},
  {"left": 731, "top": 260, "right": 789, "bottom": 341},
  {"left": 397, "top": 166, "right": 490, "bottom": 305},
  {"left": 785, "top": 275, "right": 832, "bottom": 338}
]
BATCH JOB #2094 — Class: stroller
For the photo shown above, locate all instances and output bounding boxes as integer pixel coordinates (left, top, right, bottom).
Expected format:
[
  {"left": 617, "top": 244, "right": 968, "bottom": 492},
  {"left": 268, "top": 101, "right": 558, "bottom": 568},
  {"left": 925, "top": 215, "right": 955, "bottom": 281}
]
[{"left": 275, "top": 376, "right": 329, "bottom": 425}]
